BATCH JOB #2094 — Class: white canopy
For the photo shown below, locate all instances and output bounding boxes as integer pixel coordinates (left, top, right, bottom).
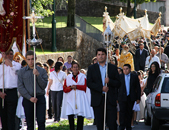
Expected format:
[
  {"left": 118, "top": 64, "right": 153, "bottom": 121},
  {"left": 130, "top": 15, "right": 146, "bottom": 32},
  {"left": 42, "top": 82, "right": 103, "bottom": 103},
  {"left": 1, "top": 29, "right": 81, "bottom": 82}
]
[{"left": 103, "top": 7, "right": 161, "bottom": 41}]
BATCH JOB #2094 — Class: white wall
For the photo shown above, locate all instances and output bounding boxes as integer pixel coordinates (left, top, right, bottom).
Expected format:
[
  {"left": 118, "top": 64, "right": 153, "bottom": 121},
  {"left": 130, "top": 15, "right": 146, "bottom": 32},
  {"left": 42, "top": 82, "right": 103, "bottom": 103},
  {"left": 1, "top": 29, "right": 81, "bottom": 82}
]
[{"left": 138, "top": 2, "right": 167, "bottom": 25}]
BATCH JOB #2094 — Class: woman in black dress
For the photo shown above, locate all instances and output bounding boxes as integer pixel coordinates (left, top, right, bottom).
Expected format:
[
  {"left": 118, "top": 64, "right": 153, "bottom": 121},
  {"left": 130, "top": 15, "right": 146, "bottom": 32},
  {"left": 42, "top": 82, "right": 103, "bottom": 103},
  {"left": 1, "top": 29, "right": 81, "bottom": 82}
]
[{"left": 144, "top": 61, "right": 161, "bottom": 96}]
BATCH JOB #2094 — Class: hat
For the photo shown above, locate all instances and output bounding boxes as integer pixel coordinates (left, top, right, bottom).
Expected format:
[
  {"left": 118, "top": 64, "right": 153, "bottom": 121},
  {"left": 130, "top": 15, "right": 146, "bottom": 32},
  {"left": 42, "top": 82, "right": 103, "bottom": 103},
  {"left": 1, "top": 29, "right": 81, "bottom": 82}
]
[
  {"left": 139, "top": 39, "right": 144, "bottom": 43},
  {"left": 121, "top": 41, "right": 126, "bottom": 45}
]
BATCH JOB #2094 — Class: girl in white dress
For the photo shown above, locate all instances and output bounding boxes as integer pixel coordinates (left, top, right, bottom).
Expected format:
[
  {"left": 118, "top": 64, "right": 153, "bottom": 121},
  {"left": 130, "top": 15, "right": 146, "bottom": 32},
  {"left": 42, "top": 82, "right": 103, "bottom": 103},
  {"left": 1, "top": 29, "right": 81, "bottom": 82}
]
[{"left": 137, "top": 71, "right": 146, "bottom": 120}]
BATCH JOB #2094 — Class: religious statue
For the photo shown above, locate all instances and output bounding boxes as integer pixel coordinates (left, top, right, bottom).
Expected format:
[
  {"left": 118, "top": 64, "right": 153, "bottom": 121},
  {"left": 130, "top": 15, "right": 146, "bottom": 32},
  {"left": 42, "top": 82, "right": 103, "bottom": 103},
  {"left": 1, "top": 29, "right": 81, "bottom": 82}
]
[{"left": 0, "top": 0, "right": 5, "bottom": 16}]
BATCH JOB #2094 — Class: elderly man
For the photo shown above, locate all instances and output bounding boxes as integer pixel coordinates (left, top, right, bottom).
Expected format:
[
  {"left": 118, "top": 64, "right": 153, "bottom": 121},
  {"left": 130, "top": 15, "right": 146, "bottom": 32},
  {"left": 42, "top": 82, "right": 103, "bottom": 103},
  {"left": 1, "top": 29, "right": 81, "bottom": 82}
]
[
  {"left": 156, "top": 47, "right": 169, "bottom": 70},
  {"left": 119, "top": 45, "right": 135, "bottom": 71},
  {"left": 145, "top": 49, "right": 161, "bottom": 68},
  {"left": 154, "top": 46, "right": 159, "bottom": 54},
  {"left": 135, "top": 43, "right": 149, "bottom": 71}
]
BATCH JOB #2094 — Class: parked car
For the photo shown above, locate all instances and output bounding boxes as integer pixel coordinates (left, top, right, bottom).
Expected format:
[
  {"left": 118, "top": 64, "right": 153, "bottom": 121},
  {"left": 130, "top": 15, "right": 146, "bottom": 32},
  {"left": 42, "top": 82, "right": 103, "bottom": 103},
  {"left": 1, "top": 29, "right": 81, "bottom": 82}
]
[{"left": 144, "top": 73, "right": 169, "bottom": 130}]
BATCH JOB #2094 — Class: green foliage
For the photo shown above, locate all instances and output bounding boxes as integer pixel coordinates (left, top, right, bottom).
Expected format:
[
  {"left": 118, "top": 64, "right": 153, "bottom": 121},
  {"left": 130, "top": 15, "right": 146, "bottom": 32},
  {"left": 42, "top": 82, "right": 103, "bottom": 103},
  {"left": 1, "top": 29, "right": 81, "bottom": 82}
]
[
  {"left": 120, "top": 0, "right": 156, "bottom": 4},
  {"left": 31, "top": 0, "right": 68, "bottom": 17},
  {"left": 31, "top": 0, "right": 54, "bottom": 16}
]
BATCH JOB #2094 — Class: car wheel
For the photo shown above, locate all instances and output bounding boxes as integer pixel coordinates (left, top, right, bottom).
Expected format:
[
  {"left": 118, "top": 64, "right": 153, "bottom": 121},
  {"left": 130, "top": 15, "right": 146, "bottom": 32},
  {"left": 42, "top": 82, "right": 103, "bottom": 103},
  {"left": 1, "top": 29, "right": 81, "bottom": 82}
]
[
  {"left": 151, "top": 113, "right": 160, "bottom": 130},
  {"left": 144, "top": 106, "right": 151, "bottom": 125}
]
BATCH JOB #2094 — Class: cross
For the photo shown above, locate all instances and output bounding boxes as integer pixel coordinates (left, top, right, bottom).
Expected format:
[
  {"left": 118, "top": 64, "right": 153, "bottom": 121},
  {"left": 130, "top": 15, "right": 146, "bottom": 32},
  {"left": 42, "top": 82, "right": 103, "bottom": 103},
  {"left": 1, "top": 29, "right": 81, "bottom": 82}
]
[{"left": 23, "top": 10, "right": 44, "bottom": 38}]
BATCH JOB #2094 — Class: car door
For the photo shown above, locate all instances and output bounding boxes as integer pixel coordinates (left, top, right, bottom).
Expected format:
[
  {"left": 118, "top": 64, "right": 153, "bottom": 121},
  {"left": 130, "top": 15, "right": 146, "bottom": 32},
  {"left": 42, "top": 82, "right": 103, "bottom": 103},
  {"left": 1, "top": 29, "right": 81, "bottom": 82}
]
[{"left": 161, "top": 76, "right": 169, "bottom": 107}]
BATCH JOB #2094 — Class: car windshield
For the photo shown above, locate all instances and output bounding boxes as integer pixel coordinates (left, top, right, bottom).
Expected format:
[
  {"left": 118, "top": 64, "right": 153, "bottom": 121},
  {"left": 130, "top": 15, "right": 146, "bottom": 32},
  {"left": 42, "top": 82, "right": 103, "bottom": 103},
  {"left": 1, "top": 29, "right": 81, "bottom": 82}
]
[{"left": 161, "top": 77, "right": 169, "bottom": 93}]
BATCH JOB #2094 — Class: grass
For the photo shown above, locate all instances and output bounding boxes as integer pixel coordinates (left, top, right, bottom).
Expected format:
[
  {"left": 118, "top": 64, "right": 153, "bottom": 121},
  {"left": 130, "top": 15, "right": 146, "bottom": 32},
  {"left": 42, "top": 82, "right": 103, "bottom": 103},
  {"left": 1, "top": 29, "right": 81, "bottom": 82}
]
[
  {"left": 32, "top": 15, "right": 154, "bottom": 32},
  {"left": 32, "top": 16, "right": 67, "bottom": 28},
  {"left": 29, "top": 47, "right": 74, "bottom": 55},
  {"left": 31, "top": 16, "right": 116, "bottom": 32},
  {"left": 45, "top": 119, "right": 94, "bottom": 130}
]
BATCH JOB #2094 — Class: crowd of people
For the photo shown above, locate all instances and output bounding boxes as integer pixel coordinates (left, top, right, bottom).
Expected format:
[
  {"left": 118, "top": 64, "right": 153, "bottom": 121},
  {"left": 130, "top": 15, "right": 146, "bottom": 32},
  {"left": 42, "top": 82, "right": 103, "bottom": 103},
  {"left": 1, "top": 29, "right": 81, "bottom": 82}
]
[{"left": 0, "top": 28, "right": 169, "bottom": 130}]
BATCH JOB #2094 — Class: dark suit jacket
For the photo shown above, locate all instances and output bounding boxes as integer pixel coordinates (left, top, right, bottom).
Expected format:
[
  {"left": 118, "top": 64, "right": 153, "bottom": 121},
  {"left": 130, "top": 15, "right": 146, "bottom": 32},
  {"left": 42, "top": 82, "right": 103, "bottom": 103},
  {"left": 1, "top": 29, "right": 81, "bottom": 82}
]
[
  {"left": 135, "top": 48, "right": 149, "bottom": 69},
  {"left": 87, "top": 63, "right": 121, "bottom": 107},
  {"left": 118, "top": 73, "right": 141, "bottom": 102},
  {"left": 164, "top": 45, "right": 169, "bottom": 58}
]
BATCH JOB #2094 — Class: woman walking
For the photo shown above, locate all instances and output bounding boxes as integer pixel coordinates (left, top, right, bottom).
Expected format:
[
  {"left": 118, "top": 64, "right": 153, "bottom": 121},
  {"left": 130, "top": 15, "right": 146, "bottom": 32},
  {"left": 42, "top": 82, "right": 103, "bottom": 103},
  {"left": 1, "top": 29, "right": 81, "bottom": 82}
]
[
  {"left": 46, "top": 62, "right": 66, "bottom": 122},
  {"left": 143, "top": 61, "right": 161, "bottom": 96}
]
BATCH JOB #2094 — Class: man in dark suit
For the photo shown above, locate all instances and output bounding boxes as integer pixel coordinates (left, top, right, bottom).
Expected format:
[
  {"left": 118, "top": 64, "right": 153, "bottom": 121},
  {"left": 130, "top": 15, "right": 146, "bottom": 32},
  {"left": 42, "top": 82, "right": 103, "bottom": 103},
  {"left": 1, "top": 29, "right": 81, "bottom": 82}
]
[
  {"left": 118, "top": 64, "right": 141, "bottom": 130},
  {"left": 87, "top": 48, "right": 121, "bottom": 130},
  {"left": 135, "top": 43, "right": 149, "bottom": 71},
  {"left": 164, "top": 41, "right": 169, "bottom": 69}
]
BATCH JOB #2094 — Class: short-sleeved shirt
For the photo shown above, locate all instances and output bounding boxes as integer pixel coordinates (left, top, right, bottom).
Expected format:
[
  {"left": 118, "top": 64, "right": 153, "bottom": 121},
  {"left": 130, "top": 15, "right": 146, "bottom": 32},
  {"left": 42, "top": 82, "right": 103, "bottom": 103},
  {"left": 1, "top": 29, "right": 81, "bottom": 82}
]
[
  {"left": 49, "top": 70, "right": 66, "bottom": 91},
  {"left": 64, "top": 62, "right": 72, "bottom": 69}
]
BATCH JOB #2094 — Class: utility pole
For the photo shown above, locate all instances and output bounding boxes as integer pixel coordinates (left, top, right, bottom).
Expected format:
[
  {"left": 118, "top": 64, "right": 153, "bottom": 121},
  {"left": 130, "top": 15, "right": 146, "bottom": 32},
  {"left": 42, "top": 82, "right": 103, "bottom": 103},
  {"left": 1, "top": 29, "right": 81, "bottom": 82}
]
[
  {"left": 134, "top": 0, "right": 137, "bottom": 19},
  {"left": 51, "top": 0, "right": 57, "bottom": 52}
]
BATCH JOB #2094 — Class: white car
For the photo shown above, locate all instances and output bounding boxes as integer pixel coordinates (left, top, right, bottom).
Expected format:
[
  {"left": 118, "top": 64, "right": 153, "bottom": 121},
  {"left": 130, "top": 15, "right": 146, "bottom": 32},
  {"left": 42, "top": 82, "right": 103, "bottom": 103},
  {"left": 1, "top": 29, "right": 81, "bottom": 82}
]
[{"left": 144, "top": 73, "right": 169, "bottom": 130}]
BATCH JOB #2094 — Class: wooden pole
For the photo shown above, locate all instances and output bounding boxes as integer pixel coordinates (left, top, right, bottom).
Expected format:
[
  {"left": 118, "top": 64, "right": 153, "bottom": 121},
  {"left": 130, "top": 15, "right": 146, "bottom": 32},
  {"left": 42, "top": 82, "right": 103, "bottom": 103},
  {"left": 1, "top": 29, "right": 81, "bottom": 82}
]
[{"left": 2, "top": 58, "right": 4, "bottom": 108}]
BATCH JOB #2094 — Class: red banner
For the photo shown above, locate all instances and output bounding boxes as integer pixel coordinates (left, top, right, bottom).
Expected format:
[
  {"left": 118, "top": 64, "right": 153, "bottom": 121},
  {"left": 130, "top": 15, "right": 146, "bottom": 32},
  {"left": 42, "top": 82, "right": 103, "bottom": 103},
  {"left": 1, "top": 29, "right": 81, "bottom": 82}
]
[{"left": 0, "top": 0, "right": 25, "bottom": 52}]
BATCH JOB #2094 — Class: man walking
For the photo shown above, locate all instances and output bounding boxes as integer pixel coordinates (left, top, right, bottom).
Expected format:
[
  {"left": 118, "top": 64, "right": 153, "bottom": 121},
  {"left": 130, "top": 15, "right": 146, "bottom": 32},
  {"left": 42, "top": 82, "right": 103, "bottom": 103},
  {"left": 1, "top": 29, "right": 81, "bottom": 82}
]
[
  {"left": 87, "top": 48, "right": 121, "bottom": 130},
  {"left": 0, "top": 49, "right": 21, "bottom": 130},
  {"left": 118, "top": 64, "right": 141, "bottom": 130},
  {"left": 18, "top": 50, "right": 48, "bottom": 130},
  {"left": 156, "top": 47, "right": 169, "bottom": 70},
  {"left": 135, "top": 43, "right": 149, "bottom": 71}
]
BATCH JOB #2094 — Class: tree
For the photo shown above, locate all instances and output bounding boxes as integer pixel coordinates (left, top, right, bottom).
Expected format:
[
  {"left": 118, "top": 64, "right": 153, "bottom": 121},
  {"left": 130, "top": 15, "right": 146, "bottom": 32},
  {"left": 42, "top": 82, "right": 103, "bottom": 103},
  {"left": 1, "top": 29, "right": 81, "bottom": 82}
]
[
  {"left": 120, "top": 0, "right": 156, "bottom": 17},
  {"left": 67, "top": 0, "right": 76, "bottom": 27},
  {"left": 31, "top": 0, "right": 53, "bottom": 16}
]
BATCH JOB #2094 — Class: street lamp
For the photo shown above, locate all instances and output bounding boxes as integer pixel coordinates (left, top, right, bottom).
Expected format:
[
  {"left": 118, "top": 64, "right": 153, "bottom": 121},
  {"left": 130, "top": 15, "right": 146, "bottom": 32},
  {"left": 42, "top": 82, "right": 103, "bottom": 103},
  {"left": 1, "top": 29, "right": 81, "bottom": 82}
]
[
  {"left": 134, "top": 0, "right": 137, "bottom": 19},
  {"left": 103, "top": 25, "right": 113, "bottom": 45},
  {"left": 51, "top": 0, "right": 57, "bottom": 52}
]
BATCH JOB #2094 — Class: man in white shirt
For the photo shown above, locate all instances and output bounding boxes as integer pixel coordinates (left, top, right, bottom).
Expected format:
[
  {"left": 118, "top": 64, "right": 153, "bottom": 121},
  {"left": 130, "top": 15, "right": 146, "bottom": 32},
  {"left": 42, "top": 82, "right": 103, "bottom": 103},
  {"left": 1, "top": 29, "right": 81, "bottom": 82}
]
[
  {"left": 0, "top": 49, "right": 21, "bottom": 130},
  {"left": 145, "top": 49, "right": 161, "bottom": 69}
]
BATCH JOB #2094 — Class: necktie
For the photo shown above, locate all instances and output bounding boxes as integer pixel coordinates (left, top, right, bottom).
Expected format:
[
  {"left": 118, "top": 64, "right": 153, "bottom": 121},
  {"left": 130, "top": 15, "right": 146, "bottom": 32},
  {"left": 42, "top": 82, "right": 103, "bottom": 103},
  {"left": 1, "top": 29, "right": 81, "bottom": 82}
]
[{"left": 126, "top": 75, "right": 130, "bottom": 96}]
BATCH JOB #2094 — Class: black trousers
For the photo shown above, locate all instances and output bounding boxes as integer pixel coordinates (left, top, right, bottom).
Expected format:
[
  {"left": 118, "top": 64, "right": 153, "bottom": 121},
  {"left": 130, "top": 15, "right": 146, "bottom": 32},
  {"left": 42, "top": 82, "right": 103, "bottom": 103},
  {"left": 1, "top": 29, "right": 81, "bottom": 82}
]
[
  {"left": 0, "top": 88, "right": 18, "bottom": 130},
  {"left": 48, "top": 90, "right": 53, "bottom": 118},
  {"left": 68, "top": 115, "right": 84, "bottom": 130},
  {"left": 119, "top": 96, "right": 135, "bottom": 130},
  {"left": 23, "top": 95, "right": 46, "bottom": 130},
  {"left": 136, "top": 65, "right": 145, "bottom": 71},
  {"left": 93, "top": 95, "right": 117, "bottom": 130},
  {"left": 51, "top": 90, "right": 63, "bottom": 121}
]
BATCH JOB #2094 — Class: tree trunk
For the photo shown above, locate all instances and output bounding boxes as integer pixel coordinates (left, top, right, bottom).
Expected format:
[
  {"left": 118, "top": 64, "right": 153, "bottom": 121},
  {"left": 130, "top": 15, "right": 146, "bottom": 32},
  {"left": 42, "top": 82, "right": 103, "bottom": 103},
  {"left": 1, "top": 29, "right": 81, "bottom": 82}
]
[
  {"left": 67, "top": 0, "right": 76, "bottom": 27},
  {"left": 126, "top": 0, "right": 131, "bottom": 17}
]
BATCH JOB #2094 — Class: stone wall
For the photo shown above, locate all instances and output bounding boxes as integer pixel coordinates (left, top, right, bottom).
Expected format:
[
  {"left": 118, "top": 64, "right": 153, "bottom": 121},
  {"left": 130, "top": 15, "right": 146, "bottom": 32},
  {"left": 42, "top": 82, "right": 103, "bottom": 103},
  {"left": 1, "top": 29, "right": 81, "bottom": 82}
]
[
  {"left": 33, "top": 28, "right": 77, "bottom": 51},
  {"left": 74, "top": 29, "right": 103, "bottom": 68},
  {"left": 76, "top": 1, "right": 159, "bottom": 23},
  {"left": 136, "top": 9, "right": 159, "bottom": 24},
  {"left": 36, "top": 51, "right": 75, "bottom": 65},
  {"left": 34, "top": 27, "right": 103, "bottom": 68},
  {"left": 76, "top": 1, "right": 127, "bottom": 17},
  {"left": 166, "top": 0, "right": 169, "bottom": 26}
]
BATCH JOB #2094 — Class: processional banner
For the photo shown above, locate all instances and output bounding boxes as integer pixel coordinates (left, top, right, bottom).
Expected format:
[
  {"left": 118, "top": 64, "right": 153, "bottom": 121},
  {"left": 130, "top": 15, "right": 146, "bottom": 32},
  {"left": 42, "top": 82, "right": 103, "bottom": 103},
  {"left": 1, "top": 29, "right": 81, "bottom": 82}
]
[{"left": 0, "top": 0, "right": 29, "bottom": 52}]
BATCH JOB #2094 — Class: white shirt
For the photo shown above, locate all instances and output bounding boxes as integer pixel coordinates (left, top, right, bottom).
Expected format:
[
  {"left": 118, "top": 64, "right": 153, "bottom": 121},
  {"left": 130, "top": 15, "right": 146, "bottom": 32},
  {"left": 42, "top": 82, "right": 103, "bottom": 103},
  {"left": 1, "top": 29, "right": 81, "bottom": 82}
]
[
  {"left": 145, "top": 55, "right": 161, "bottom": 68},
  {"left": 49, "top": 70, "right": 66, "bottom": 91},
  {"left": 0, "top": 61, "right": 21, "bottom": 89}
]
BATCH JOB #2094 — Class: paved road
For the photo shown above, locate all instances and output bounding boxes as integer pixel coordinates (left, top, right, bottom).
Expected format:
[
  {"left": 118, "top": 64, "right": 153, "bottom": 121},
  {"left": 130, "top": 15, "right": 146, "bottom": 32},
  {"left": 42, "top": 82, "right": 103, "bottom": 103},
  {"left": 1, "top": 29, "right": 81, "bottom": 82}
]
[
  {"left": 83, "top": 120, "right": 169, "bottom": 130},
  {"left": 19, "top": 118, "right": 169, "bottom": 130}
]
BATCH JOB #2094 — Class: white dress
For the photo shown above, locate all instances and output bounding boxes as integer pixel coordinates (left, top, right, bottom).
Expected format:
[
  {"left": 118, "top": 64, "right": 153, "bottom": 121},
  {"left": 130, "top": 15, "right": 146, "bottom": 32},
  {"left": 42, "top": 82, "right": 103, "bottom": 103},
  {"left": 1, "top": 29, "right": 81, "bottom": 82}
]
[
  {"left": 61, "top": 73, "right": 94, "bottom": 119},
  {"left": 137, "top": 80, "right": 146, "bottom": 120},
  {"left": 16, "top": 96, "right": 25, "bottom": 119}
]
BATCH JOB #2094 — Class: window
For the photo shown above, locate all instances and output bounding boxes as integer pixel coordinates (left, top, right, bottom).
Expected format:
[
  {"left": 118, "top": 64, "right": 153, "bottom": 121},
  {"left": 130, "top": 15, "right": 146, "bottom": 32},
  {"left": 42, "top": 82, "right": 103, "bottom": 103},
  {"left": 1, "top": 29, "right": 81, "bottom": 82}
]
[{"left": 161, "top": 77, "right": 169, "bottom": 93}]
